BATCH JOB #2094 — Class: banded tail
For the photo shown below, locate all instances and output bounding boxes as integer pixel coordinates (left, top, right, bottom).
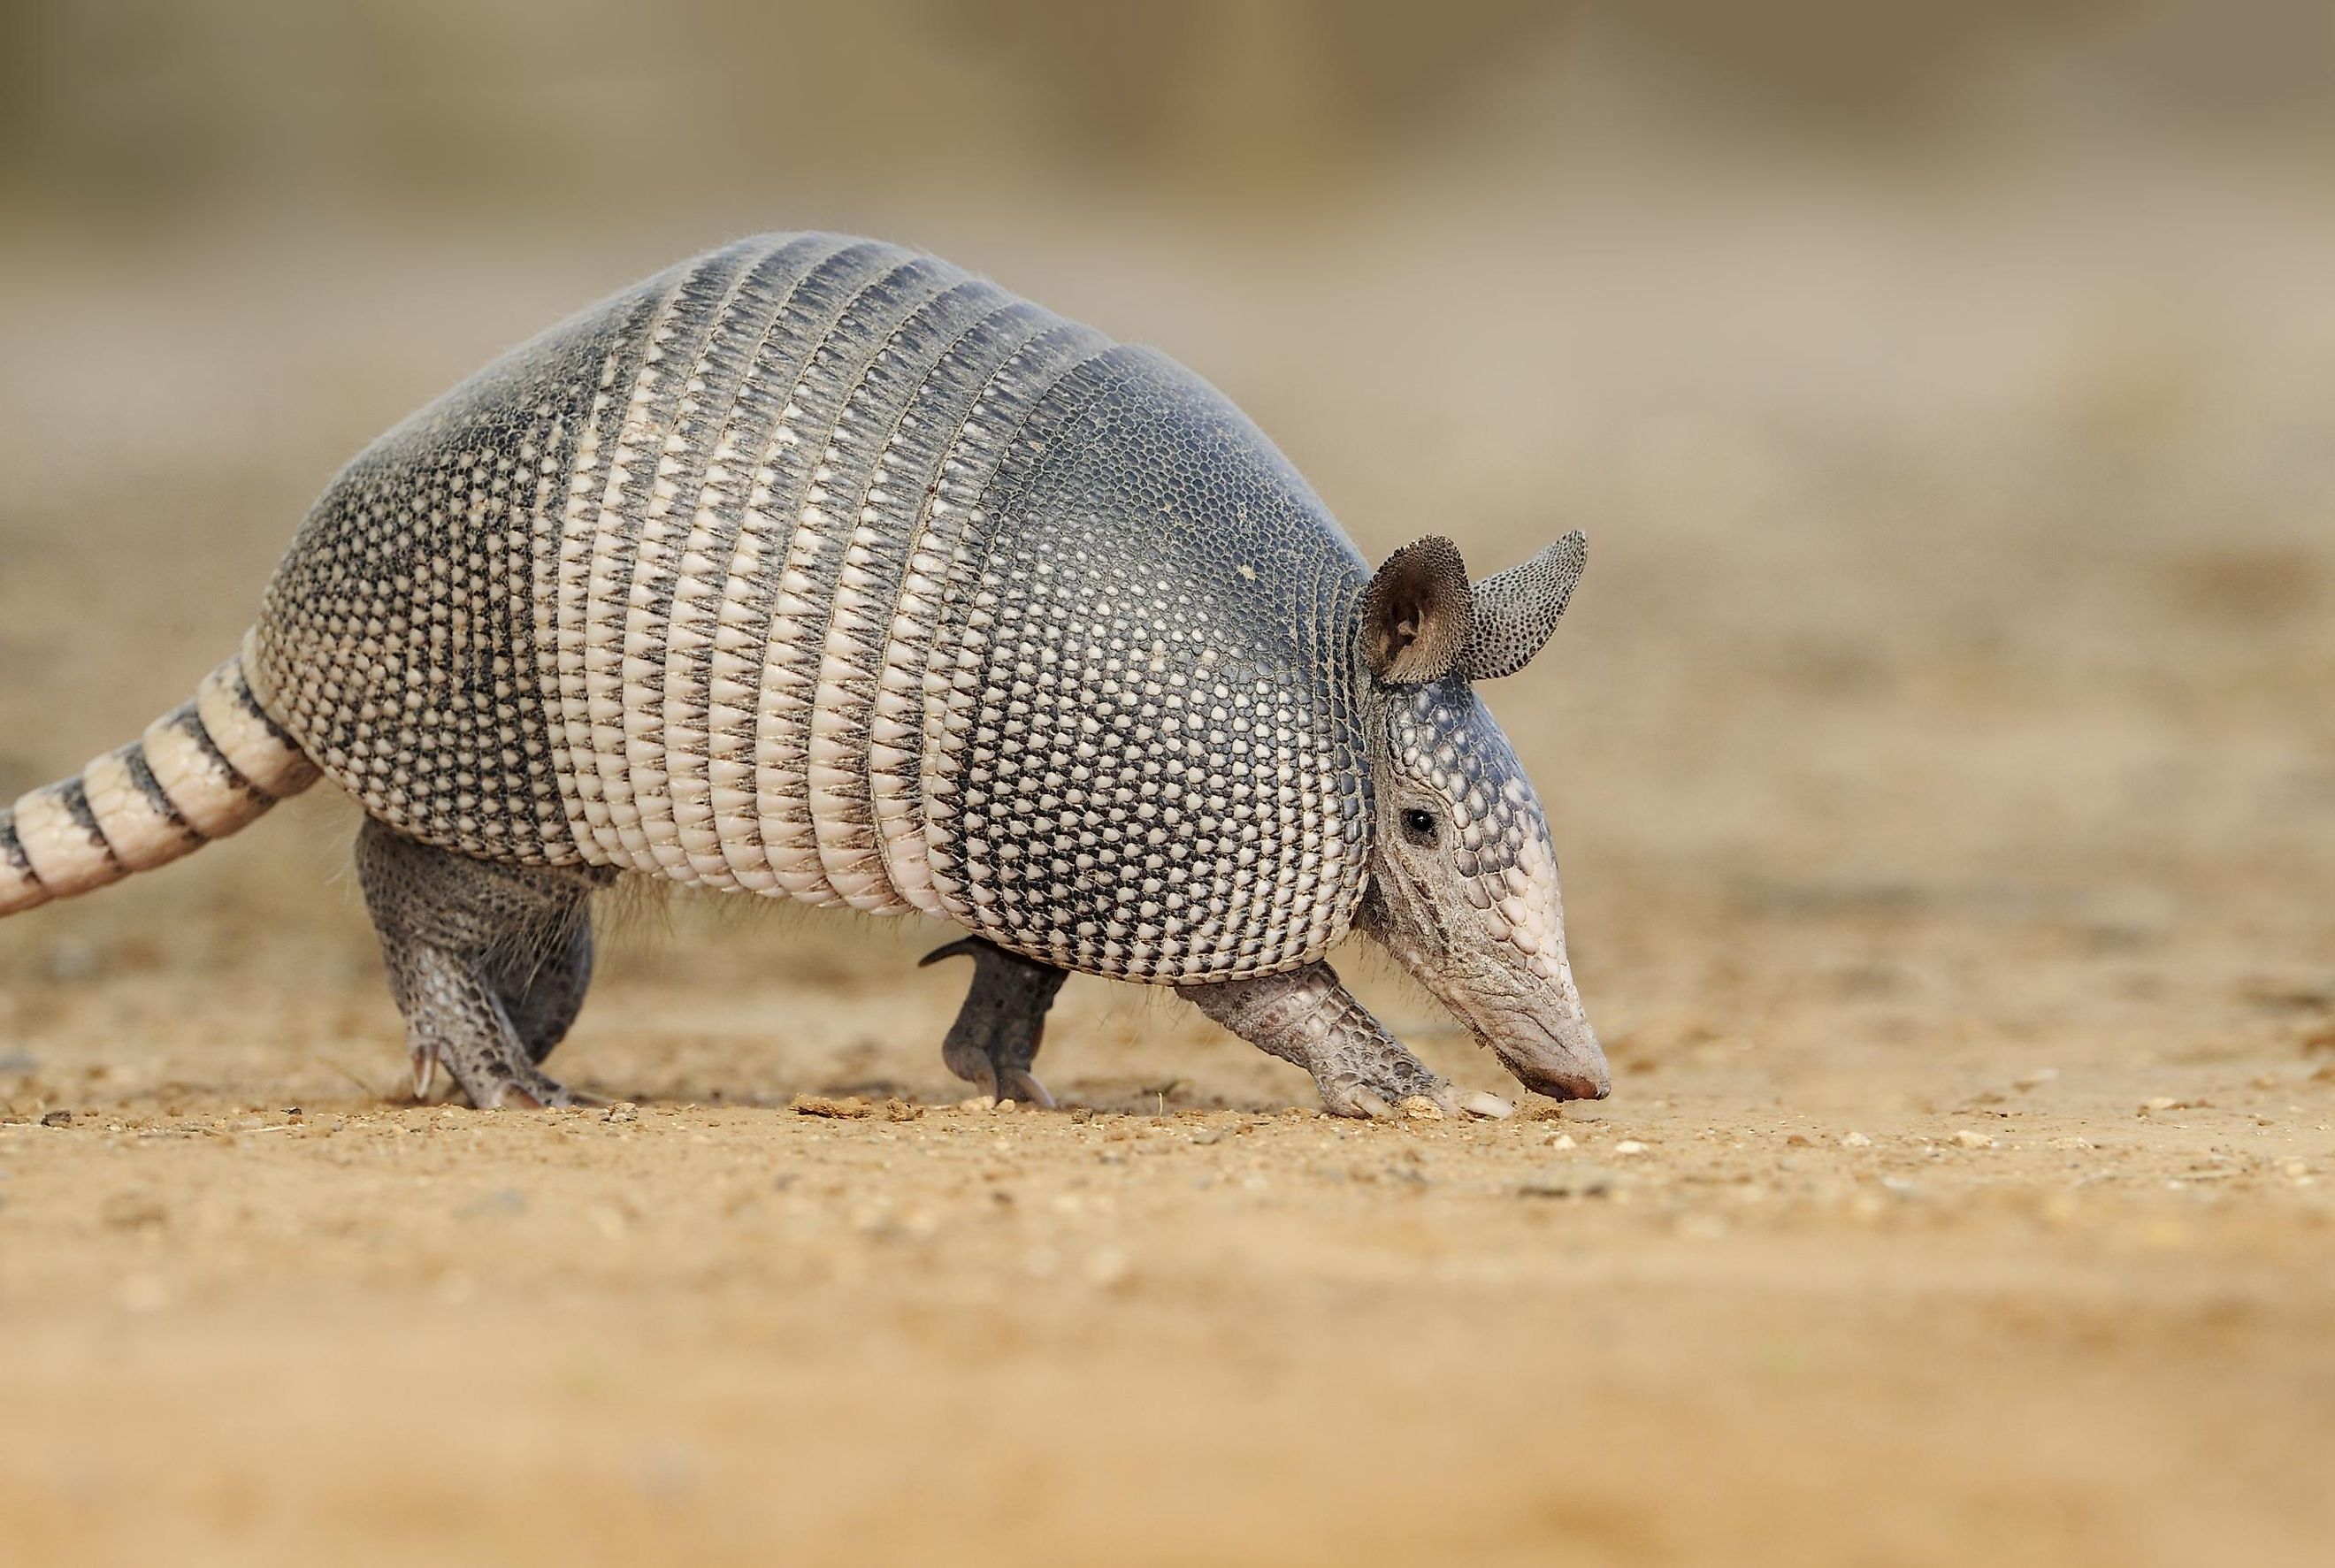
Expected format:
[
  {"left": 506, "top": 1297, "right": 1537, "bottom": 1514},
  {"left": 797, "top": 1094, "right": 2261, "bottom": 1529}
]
[{"left": 0, "top": 635, "right": 319, "bottom": 916}]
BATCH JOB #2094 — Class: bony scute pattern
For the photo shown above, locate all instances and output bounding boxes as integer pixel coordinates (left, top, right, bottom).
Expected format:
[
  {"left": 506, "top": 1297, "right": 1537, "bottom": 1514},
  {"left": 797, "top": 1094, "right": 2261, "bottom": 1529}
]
[
  {"left": 1389, "top": 680, "right": 1567, "bottom": 983},
  {"left": 250, "top": 233, "right": 1375, "bottom": 984},
  {"left": 933, "top": 349, "right": 1372, "bottom": 982}
]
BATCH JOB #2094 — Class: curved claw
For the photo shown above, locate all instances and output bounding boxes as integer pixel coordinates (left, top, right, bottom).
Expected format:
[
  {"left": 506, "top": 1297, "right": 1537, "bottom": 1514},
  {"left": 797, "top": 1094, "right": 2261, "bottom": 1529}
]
[
  {"left": 482, "top": 1070, "right": 584, "bottom": 1110},
  {"left": 920, "top": 937, "right": 984, "bottom": 969},
  {"left": 1007, "top": 1068, "right": 1056, "bottom": 1110},
  {"left": 1324, "top": 1081, "right": 1508, "bottom": 1122},
  {"left": 411, "top": 1046, "right": 439, "bottom": 1102},
  {"left": 1450, "top": 1089, "right": 1516, "bottom": 1121}
]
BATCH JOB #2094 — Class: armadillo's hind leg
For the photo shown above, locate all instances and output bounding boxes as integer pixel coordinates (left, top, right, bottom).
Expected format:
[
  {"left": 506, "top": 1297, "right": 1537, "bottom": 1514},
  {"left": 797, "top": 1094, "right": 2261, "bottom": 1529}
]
[
  {"left": 355, "top": 819, "right": 613, "bottom": 1108},
  {"left": 494, "top": 914, "right": 596, "bottom": 1067},
  {"left": 923, "top": 937, "right": 1068, "bottom": 1107},
  {"left": 1184, "top": 961, "right": 1515, "bottom": 1121}
]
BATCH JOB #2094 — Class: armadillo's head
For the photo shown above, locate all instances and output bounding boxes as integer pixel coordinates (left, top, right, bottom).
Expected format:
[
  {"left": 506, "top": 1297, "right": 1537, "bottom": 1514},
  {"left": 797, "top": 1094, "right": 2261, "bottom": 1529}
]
[{"left": 1351, "top": 533, "right": 1609, "bottom": 1102}]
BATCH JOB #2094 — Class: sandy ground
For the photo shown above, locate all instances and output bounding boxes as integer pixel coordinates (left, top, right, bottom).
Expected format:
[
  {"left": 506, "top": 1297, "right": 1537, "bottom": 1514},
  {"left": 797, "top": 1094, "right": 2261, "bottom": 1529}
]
[{"left": 3, "top": 163, "right": 2333, "bottom": 1564}]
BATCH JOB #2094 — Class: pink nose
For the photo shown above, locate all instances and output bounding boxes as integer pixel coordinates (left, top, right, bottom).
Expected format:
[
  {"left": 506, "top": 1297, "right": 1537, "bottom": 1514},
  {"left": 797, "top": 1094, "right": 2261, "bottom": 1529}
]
[{"left": 1513, "top": 1060, "right": 1612, "bottom": 1102}]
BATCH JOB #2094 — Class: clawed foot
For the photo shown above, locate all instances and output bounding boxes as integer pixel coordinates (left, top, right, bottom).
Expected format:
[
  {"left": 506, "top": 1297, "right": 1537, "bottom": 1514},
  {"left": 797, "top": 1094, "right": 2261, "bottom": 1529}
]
[
  {"left": 411, "top": 1044, "right": 597, "bottom": 1110},
  {"left": 1183, "top": 960, "right": 1517, "bottom": 1124},
  {"left": 923, "top": 937, "right": 1068, "bottom": 1109},
  {"left": 953, "top": 1059, "right": 1057, "bottom": 1109},
  {"left": 486, "top": 1077, "right": 602, "bottom": 1110},
  {"left": 1319, "top": 1075, "right": 1515, "bottom": 1121}
]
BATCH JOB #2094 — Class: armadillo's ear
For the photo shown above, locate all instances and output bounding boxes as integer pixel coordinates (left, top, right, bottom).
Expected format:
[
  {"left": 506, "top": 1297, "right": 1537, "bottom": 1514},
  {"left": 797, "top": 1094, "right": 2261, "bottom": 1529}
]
[
  {"left": 1463, "top": 532, "right": 1587, "bottom": 682},
  {"left": 1362, "top": 536, "right": 1474, "bottom": 684}
]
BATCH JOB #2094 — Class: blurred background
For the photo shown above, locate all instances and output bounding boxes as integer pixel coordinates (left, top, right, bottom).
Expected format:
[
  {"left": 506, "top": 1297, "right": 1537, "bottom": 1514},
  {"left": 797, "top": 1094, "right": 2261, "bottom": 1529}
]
[{"left": 1, "top": 4, "right": 2331, "bottom": 1564}]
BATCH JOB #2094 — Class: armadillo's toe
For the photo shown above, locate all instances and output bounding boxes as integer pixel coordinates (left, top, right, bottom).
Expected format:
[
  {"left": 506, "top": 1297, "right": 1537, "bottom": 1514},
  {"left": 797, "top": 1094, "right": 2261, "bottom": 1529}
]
[
  {"left": 1325, "top": 1086, "right": 1397, "bottom": 1121},
  {"left": 1006, "top": 1068, "right": 1057, "bottom": 1110},
  {"left": 475, "top": 1067, "right": 594, "bottom": 1111},
  {"left": 1320, "top": 1079, "right": 1508, "bottom": 1121},
  {"left": 1445, "top": 1088, "right": 1517, "bottom": 1121}
]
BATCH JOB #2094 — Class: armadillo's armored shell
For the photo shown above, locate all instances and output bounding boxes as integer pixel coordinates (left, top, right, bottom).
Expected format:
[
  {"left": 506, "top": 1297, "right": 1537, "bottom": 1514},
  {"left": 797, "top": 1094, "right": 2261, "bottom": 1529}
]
[
  {"left": 255, "top": 234, "right": 1375, "bottom": 983},
  {"left": 932, "top": 348, "right": 1374, "bottom": 981}
]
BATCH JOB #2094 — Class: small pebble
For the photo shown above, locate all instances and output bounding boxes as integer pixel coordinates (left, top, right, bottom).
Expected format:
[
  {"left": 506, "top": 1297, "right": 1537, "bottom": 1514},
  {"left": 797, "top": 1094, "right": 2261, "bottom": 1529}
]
[
  {"left": 1397, "top": 1096, "right": 1443, "bottom": 1121},
  {"left": 1952, "top": 1129, "right": 1996, "bottom": 1150},
  {"left": 602, "top": 1103, "right": 640, "bottom": 1124},
  {"left": 1613, "top": 1139, "right": 1649, "bottom": 1155},
  {"left": 1544, "top": 1132, "right": 1577, "bottom": 1151},
  {"left": 1841, "top": 1131, "right": 1873, "bottom": 1148}
]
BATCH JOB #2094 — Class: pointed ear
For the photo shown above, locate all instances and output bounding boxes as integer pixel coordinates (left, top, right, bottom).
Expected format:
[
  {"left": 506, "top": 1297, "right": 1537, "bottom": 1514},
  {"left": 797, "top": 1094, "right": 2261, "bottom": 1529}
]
[
  {"left": 1464, "top": 532, "right": 1587, "bottom": 681},
  {"left": 1361, "top": 536, "right": 1474, "bottom": 684}
]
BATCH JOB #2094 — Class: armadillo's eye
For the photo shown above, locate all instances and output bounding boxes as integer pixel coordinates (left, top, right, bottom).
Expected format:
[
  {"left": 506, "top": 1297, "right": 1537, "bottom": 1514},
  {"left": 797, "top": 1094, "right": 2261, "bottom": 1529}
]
[{"left": 1400, "top": 807, "right": 1439, "bottom": 844}]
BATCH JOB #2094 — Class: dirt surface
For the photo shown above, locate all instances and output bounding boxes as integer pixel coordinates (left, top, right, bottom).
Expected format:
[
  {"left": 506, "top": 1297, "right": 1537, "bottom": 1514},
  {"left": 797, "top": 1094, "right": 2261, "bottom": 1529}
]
[{"left": 4, "top": 162, "right": 2334, "bottom": 1564}]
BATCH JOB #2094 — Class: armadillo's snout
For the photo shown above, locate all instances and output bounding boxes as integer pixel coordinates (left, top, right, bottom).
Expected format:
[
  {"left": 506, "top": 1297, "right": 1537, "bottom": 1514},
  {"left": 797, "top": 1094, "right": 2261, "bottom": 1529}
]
[
  {"left": 1493, "top": 1014, "right": 1611, "bottom": 1102},
  {"left": 1413, "top": 951, "right": 1613, "bottom": 1104},
  {"left": 1507, "top": 1052, "right": 1612, "bottom": 1103}
]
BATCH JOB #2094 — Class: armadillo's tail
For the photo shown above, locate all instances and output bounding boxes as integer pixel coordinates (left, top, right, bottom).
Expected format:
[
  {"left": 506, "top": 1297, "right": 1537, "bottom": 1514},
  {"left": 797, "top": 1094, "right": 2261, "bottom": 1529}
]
[{"left": 0, "top": 633, "right": 319, "bottom": 917}]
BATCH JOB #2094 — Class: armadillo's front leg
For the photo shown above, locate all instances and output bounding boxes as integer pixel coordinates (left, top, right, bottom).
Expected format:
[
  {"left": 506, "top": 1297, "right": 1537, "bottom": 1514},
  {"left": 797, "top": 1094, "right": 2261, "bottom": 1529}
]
[
  {"left": 922, "top": 937, "right": 1068, "bottom": 1107},
  {"left": 356, "top": 819, "right": 611, "bottom": 1108},
  {"left": 1184, "top": 961, "right": 1514, "bottom": 1121}
]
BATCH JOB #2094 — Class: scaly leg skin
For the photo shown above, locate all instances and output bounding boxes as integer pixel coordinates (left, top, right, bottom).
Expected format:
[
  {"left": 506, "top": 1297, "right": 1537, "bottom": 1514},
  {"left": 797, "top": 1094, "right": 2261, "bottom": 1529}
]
[
  {"left": 922, "top": 937, "right": 1068, "bottom": 1107},
  {"left": 1184, "top": 960, "right": 1514, "bottom": 1121},
  {"left": 356, "top": 817, "right": 613, "bottom": 1108}
]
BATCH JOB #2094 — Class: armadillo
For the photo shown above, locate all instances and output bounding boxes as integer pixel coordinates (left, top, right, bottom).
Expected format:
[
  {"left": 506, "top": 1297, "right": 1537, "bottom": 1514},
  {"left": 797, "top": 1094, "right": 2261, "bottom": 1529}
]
[{"left": 0, "top": 233, "right": 1606, "bottom": 1117}]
